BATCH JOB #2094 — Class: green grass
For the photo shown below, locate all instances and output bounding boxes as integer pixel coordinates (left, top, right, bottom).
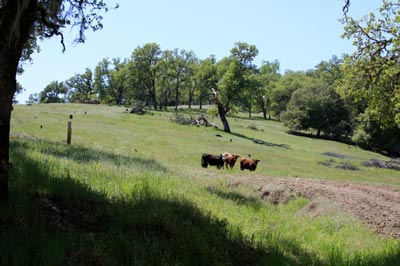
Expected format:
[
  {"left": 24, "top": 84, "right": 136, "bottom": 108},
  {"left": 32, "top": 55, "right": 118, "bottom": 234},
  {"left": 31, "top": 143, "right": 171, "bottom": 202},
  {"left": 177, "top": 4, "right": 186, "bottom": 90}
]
[{"left": 2, "top": 103, "right": 399, "bottom": 265}]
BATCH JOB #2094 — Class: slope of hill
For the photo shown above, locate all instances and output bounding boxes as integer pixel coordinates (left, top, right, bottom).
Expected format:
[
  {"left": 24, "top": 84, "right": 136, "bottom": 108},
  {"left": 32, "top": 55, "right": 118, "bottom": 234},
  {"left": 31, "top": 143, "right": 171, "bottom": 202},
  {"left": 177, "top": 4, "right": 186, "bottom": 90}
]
[{"left": 4, "top": 103, "right": 399, "bottom": 266}]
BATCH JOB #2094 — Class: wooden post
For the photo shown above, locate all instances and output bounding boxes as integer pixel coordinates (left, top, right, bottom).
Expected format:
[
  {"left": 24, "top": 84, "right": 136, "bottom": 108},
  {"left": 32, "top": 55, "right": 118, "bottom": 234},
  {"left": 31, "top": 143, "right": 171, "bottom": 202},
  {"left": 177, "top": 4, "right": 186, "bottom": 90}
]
[{"left": 67, "top": 121, "right": 72, "bottom": 145}]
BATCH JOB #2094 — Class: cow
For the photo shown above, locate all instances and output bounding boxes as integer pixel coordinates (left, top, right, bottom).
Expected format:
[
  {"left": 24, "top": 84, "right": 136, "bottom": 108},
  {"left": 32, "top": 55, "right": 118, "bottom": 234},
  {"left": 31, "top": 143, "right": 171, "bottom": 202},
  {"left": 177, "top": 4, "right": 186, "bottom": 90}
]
[
  {"left": 201, "top": 153, "right": 224, "bottom": 169},
  {"left": 240, "top": 158, "right": 260, "bottom": 171},
  {"left": 222, "top": 152, "right": 240, "bottom": 169}
]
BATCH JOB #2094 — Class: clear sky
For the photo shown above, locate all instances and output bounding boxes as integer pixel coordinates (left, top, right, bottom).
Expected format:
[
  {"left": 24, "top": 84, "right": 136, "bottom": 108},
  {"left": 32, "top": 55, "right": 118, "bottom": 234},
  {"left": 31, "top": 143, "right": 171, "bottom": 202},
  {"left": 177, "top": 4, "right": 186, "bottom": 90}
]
[{"left": 16, "top": 0, "right": 382, "bottom": 103}]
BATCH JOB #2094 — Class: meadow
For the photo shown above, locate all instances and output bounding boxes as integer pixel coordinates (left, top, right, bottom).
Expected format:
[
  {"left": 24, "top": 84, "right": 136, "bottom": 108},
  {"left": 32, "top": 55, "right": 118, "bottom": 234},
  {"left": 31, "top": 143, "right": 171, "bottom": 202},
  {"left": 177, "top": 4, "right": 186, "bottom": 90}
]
[{"left": 2, "top": 103, "right": 399, "bottom": 265}]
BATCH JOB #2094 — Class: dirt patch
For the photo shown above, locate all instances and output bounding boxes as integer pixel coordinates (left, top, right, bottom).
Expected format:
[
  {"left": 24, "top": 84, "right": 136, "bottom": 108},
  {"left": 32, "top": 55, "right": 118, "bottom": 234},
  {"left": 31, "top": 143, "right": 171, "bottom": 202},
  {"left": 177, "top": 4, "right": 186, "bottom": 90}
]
[
  {"left": 235, "top": 175, "right": 400, "bottom": 238},
  {"left": 297, "top": 196, "right": 340, "bottom": 218},
  {"left": 258, "top": 184, "right": 299, "bottom": 205},
  {"left": 268, "top": 177, "right": 400, "bottom": 238}
]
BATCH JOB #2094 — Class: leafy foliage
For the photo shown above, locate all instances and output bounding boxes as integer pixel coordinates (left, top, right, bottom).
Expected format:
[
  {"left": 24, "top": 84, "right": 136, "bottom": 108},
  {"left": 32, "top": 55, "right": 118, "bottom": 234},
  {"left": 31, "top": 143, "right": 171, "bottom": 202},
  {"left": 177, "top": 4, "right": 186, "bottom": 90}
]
[
  {"left": 340, "top": 0, "right": 400, "bottom": 153},
  {"left": 40, "top": 81, "right": 68, "bottom": 103},
  {"left": 129, "top": 43, "right": 162, "bottom": 109},
  {"left": 256, "top": 60, "right": 281, "bottom": 119},
  {"left": 271, "top": 71, "right": 311, "bottom": 119},
  {"left": 282, "top": 84, "right": 351, "bottom": 138},
  {"left": 94, "top": 58, "right": 128, "bottom": 105},
  {"left": 66, "top": 68, "right": 95, "bottom": 102},
  {"left": 193, "top": 56, "right": 218, "bottom": 109},
  {"left": 27, "top": 93, "right": 40, "bottom": 104},
  {"left": 218, "top": 42, "right": 259, "bottom": 116}
]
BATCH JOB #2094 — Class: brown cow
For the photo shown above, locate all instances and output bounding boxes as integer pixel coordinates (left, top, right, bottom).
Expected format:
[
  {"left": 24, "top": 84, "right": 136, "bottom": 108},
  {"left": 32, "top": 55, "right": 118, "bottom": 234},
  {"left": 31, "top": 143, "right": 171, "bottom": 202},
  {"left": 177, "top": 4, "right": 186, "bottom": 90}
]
[
  {"left": 240, "top": 158, "right": 260, "bottom": 171},
  {"left": 222, "top": 152, "right": 240, "bottom": 169}
]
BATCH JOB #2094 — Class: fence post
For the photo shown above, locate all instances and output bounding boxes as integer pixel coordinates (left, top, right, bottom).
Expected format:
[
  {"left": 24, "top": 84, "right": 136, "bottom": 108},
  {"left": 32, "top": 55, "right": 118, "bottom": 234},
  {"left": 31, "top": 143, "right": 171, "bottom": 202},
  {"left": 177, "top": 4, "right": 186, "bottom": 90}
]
[{"left": 67, "top": 120, "right": 72, "bottom": 145}]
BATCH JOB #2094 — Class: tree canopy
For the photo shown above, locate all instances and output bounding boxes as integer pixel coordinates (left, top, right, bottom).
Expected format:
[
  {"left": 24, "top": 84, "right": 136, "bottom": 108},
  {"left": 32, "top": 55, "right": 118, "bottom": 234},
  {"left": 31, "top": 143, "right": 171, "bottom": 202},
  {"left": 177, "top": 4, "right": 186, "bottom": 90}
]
[{"left": 340, "top": 0, "right": 400, "bottom": 153}]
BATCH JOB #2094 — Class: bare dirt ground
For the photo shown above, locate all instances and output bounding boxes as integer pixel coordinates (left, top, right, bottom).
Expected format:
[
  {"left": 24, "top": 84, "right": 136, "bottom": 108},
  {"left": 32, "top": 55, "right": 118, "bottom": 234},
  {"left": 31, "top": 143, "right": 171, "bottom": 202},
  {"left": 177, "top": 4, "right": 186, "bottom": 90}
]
[{"left": 239, "top": 176, "right": 400, "bottom": 239}]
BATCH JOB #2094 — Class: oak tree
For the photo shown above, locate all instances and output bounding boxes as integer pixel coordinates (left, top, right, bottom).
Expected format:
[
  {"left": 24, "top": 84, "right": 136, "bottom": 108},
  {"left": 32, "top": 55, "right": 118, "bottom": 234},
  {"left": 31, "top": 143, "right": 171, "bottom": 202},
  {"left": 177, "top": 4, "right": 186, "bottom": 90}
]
[
  {"left": 40, "top": 80, "right": 68, "bottom": 103},
  {"left": 0, "top": 0, "right": 116, "bottom": 202},
  {"left": 129, "top": 43, "right": 162, "bottom": 109},
  {"left": 66, "top": 68, "right": 95, "bottom": 102},
  {"left": 340, "top": 0, "right": 400, "bottom": 153}
]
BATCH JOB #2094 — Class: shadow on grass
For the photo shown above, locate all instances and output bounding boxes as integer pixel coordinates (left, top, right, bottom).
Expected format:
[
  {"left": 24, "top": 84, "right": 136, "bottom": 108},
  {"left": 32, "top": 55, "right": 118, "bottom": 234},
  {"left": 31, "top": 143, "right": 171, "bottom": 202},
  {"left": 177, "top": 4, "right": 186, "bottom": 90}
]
[
  {"left": 231, "top": 132, "right": 291, "bottom": 150},
  {"left": 206, "top": 186, "right": 265, "bottom": 211},
  {"left": 11, "top": 137, "right": 168, "bottom": 173},
  {"left": 287, "top": 130, "right": 354, "bottom": 145},
  {"left": 230, "top": 115, "right": 280, "bottom": 122},
  {"left": 288, "top": 130, "right": 400, "bottom": 157},
  {"left": 2, "top": 138, "right": 301, "bottom": 266}
]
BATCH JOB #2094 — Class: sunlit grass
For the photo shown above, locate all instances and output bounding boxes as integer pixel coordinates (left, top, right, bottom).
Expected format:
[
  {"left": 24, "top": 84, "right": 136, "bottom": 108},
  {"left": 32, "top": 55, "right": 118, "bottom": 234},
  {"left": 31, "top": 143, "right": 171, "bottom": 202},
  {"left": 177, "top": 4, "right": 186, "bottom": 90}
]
[{"left": 12, "top": 103, "right": 399, "bottom": 186}]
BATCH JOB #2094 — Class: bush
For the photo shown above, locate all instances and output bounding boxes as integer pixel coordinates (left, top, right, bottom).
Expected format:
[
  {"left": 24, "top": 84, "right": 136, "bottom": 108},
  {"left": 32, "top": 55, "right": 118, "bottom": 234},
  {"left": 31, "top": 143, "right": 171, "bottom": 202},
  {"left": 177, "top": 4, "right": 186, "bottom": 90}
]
[{"left": 352, "top": 111, "right": 400, "bottom": 155}]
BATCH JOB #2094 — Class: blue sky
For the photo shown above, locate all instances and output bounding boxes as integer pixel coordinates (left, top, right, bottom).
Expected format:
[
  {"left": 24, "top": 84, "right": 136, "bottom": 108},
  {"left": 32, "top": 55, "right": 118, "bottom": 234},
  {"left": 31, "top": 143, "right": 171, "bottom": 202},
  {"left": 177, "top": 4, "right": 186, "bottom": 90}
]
[{"left": 16, "top": 0, "right": 382, "bottom": 103}]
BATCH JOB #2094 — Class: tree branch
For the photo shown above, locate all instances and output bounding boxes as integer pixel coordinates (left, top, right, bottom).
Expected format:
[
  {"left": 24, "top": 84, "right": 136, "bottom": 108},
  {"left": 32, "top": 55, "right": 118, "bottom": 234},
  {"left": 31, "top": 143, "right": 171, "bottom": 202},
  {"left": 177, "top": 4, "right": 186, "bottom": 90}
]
[{"left": 343, "top": 0, "right": 350, "bottom": 22}]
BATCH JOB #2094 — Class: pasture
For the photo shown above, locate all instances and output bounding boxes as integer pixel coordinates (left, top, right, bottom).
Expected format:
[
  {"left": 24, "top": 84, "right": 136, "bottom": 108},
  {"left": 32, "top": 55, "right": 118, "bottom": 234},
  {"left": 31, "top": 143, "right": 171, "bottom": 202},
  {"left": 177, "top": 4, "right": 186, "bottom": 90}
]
[{"left": 3, "top": 103, "right": 400, "bottom": 265}]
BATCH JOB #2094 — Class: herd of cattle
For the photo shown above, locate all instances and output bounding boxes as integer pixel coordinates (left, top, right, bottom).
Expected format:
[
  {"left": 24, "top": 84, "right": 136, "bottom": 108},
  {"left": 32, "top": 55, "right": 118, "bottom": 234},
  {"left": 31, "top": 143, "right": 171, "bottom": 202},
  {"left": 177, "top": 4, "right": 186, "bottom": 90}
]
[{"left": 201, "top": 152, "right": 260, "bottom": 171}]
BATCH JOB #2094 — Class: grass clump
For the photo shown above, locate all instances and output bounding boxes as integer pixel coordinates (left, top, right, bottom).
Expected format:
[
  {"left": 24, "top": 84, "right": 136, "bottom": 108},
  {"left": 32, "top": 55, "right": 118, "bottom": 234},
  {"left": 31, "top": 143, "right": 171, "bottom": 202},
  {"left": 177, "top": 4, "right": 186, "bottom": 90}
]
[{"left": 363, "top": 158, "right": 400, "bottom": 171}]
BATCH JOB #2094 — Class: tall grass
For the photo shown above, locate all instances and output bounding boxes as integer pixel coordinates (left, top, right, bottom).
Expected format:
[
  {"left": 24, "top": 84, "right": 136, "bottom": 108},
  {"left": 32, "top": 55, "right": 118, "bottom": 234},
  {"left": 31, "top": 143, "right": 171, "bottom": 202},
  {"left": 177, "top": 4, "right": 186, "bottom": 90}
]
[
  {"left": 1, "top": 136, "right": 398, "bottom": 265},
  {"left": 4, "top": 138, "right": 271, "bottom": 265},
  {"left": 3, "top": 104, "right": 399, "bottom": 265}
]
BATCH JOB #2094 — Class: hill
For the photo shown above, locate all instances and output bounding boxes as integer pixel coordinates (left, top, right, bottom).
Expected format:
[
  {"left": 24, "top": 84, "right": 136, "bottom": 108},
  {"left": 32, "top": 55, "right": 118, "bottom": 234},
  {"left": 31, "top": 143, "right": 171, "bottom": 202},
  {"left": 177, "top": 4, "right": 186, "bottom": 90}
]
[{"left": 3, "top": 103, "right": 400, "bottom": 265}]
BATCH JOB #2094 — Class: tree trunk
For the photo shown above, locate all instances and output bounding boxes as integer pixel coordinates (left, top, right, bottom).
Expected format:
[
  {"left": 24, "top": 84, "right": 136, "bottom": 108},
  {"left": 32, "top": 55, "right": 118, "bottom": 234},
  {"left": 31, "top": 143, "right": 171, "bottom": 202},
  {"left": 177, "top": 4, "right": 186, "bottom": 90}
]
[
  {"left": 149, "top": 80, "right": 157, "bottom": 110},
  {"left": 0, "top": 79, "right": 14, "bottom": 203},
  {"left": 188, "top": 92, "right": 193, "bottom": 109},
  {"left": 0, "top": 0, "right": 38, "bottom": 203},
  {"left": 262, "top": 105, "right": 267, "bottom": 120},
  {"left": 151, "top": 89, "right": 157, "bottom": 110},
  {"left": 216, "top": 100, "right": 231, "bottom": 133},
  {"left": 212, "top": 90, "right": 231, "bottom": 133},
  {"left": 174, "top": 86, "right": 179, "bottom": 112},
  {"left": 163, "top": 89, "right": 168, "bottom": 111}
]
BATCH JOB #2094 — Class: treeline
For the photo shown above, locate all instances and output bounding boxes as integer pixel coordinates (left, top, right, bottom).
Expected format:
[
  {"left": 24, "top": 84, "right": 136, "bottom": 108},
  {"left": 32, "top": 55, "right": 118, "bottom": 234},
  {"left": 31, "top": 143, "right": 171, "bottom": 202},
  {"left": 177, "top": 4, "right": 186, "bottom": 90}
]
[{"left": 28, "top": 40, "right": 400, "bottom": 155}]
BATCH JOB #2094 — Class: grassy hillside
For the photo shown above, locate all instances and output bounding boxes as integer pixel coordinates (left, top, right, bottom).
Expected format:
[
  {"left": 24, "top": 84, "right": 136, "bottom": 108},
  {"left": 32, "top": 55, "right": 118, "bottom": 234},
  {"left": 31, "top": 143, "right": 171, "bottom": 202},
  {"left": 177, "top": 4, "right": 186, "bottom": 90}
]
[
  {"left": 12, "top": 103, "right": 399, "bottom": 185},
  {"left": 2, "top": 103, "right": 399, "bottom": 265}
]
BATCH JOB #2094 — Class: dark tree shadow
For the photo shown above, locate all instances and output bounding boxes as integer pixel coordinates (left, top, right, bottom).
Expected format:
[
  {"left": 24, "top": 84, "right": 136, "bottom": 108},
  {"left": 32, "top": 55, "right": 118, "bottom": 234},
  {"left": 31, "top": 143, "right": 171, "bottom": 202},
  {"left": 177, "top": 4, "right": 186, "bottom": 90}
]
[
  {"left": 206, "top": 186, "right": 265, "bottom": 211},
  {"left": 288, "top": 130, "right": 400, "bottom": 157},
  {"left": 229, "top": 114, "right": 280, "bottom": 122},
  {"left": 231, "top": 132, "right": 291, "bottom": 150},
  {"left": 11, "top": 138, "right": 168, "bottom": 172},
  {"left": 287, "top": 130, "right": 354, "bottom": 145}
]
